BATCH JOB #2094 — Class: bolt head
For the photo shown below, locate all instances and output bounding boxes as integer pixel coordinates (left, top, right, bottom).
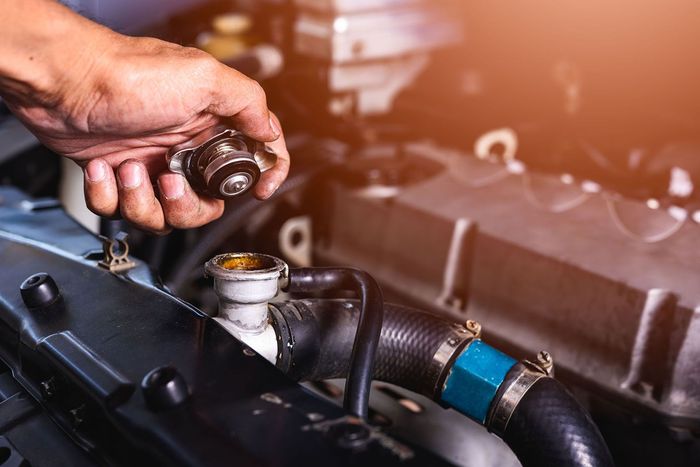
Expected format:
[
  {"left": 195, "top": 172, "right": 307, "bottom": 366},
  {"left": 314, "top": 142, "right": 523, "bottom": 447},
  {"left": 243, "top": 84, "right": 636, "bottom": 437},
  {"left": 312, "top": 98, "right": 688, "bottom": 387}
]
[
  {"left": 536, "top": 350, "right": 554, "bottom": 375},
  {"left": 537, "top": 351, "right": 552, "bottom": 364}
]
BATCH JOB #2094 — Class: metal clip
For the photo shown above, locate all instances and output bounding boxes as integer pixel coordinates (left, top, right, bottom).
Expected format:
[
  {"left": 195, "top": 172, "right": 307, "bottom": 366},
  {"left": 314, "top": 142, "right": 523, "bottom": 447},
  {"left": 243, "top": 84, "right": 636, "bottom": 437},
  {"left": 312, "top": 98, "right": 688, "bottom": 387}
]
[
  {"left": 534, "top": 350, "right": 555, "bottom": 376},
  {"left": 465, "top": 320, "right": 482, "bottom": 339},
  {"left": 98, "top": 232, "right": 136, "bottom": 273},
  {"left": 486, "top": 362, "right": 547, "bottom": 436}
]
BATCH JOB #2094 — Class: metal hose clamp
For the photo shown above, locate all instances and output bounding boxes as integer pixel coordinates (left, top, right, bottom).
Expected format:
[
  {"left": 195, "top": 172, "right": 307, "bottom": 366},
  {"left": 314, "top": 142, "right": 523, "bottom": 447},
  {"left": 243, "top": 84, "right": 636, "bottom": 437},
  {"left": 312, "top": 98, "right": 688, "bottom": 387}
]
[
  {"left": 427, "top": 324, "right": 476, "bottom": 400},
  {"left": 486, "top": 360, "right": 550, "bottom": 436}
]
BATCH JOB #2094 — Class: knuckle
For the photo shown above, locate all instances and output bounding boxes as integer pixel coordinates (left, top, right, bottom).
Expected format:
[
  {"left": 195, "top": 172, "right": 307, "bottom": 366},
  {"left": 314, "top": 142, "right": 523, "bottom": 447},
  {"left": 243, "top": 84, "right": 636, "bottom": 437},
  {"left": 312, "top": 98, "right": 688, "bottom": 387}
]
[
  {"left": 176, "top": 44, "right": 212, "bottom": 63},
  {"left": 163, "top": 202, "right": 194, "bottom": 229},
  {"left": 85, "top": 194, "right": 116, "bottom": 217},
  {"left": 121, "top": 201, "right": 159, "bottom": 230},
  {"left": 194, "top": 54, "right": 222, "bottom": 80},
  {"left": 180, "top": 45, "right": 204, "bottom": 57},
  {"left": 246, "top": 79, "right": 268, "bottom": 107},
  {"left": 86, "top": 201, "right": 112, "bottom": 217},
  {"left": 201, "top": 57, "right": 221, "bottom": 76},
  {"left": 166, "top": 200, "right": 223, "bottom": 229},
  {"left": 201, "top": 204, "right": 225, "bottom": 226},
  {"left": 120, "top": 206, "right": 147, "bottom": 226},
  {"left": 164, "top": 213, "right": 191, "bottom": 229}
]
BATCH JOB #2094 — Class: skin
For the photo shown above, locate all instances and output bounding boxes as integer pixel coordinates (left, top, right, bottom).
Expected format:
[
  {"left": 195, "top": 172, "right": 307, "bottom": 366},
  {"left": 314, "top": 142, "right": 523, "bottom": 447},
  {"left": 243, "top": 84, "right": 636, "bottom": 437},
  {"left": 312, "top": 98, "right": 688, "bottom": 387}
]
[{"left": 0, "top": 0, "right": 290, "bottom": 234}]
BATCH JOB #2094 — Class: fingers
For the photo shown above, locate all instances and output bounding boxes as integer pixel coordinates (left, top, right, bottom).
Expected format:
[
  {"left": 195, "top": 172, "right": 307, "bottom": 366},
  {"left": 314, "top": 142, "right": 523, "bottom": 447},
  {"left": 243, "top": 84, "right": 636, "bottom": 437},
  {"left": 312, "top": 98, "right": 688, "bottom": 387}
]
[
  {"left": 203, "top": 58, "right": 290, "bottom": 196},
  {"left": 207, "top": 63, "right": 280, "bottom": 143},
  {"left": 254, "top": 112, "right": 290, "bottom": 200},
  {"left": 84, "top": 158, "right": 225, "bottom": 233},
  {"left": 157, "top": 173, "right": 225, "bottom": 229},
  {"left": 84, "top": 159, "right": 119, "bottom": 217},
  {"left": 116, "top": 161, "right": 170, "bottom": 235}
]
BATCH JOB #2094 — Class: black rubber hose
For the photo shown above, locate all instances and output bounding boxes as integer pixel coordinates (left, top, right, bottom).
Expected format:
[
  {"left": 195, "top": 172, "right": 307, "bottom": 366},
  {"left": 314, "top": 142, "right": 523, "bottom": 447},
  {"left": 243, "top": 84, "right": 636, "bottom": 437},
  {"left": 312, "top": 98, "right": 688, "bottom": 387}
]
[
  {"left": 284, "top": 270, "right": 384, "bottom": 419},
  {"left": 273, "top": 299, "right": 613, "bottom": 467},
  {"left": 271, "top": 299, "right": 466, "bottom": 398},
  {"left": 501, "top": 376, "right": 615, "bottom": 467}
]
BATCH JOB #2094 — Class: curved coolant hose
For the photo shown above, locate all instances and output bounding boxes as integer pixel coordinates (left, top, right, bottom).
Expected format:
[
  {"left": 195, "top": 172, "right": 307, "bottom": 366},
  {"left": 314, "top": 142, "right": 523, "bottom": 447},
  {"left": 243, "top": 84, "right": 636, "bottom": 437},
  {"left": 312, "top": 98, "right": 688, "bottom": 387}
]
[
  {"left": 283, "top": 270, "right": 384, "bottom": 419},
  {"left": 272, "top": 298, "right": 614, "bottom": 467},
  {"left": 497, "top": 371, "right": 615, "bottom": 467},
  {"left": 271, "top": 299, "right": 466, "bottom": 397}
]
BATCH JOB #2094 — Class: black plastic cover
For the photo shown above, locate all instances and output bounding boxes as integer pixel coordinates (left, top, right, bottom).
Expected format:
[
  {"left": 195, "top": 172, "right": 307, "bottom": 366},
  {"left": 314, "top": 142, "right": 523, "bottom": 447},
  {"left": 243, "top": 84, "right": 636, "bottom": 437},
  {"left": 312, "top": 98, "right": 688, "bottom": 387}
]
[{"left": 0, "top": 188, "right": 449, "bottom": 467}]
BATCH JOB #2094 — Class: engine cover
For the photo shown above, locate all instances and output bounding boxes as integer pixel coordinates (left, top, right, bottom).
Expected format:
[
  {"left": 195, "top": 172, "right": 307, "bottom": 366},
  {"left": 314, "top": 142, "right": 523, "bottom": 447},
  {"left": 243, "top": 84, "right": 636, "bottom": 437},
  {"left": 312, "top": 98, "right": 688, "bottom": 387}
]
[
  {"left": 0, "top": 187, "right": 448, "bottom": 466},
  {"left": 314, "top": 143, "right": 700, "bottom": 432}
]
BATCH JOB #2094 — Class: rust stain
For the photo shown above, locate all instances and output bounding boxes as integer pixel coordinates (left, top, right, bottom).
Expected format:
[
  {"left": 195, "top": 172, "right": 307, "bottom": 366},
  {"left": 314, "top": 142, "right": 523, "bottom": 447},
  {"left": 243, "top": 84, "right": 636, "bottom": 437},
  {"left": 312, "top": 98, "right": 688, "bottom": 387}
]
[{"left": 217, "top": 254, "right": 271, "bottom": 271}]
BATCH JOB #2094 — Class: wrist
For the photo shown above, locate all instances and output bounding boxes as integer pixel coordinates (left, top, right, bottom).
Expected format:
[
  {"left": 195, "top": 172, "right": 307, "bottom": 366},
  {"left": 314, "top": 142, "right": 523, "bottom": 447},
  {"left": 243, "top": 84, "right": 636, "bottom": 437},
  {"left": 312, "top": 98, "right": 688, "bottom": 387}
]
[{"left": 0, "top": 0, "right": 120, "bottom": 106}]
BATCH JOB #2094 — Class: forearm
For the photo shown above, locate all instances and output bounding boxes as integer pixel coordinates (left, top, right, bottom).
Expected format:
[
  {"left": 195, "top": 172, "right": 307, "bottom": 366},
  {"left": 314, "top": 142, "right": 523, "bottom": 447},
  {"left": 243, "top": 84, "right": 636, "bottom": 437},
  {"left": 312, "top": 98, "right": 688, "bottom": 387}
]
[{"left": 0, "top": 0, "right": 115, "bottom": 104}]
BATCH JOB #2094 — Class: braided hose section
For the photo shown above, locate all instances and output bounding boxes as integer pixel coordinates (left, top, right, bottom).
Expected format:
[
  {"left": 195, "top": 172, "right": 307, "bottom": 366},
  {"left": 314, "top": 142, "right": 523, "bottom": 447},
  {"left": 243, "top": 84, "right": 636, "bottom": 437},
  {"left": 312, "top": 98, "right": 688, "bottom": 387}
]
[
  {"left": 501, "top": 377, "right": 615, "bottom": 467},
  {"left": 273, "top": 299, "right": 615, "bottom": 467},
  {"left": 271, "top": 299, "right": 464, "bottom": 398}
]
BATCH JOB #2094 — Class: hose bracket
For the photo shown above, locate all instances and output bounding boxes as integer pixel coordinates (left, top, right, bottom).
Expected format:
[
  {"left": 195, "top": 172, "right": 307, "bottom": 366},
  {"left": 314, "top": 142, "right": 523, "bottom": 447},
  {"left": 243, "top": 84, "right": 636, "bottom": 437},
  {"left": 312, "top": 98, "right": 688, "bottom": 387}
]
[{"left": 98, "top": 232, "right": 136, "bottom": 273}]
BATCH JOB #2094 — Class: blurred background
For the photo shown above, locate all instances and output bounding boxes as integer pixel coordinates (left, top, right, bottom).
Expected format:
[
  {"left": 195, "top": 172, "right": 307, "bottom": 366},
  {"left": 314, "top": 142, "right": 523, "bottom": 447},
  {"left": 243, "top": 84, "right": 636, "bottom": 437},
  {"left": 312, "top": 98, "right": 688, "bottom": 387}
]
[{"left": 2, "top": 1, "right": 700, "bottom": 466}]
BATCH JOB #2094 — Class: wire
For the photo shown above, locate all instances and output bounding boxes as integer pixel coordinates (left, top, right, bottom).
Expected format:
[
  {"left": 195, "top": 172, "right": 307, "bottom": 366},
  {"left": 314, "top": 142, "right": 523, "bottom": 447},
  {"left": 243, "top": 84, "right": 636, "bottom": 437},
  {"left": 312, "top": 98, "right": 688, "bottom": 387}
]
[
  {"left": 521, "top": 172, "right": 591, "bottom": 213},
  {"left": 605, "top": 197, "right": 687, "bottom": 244}
]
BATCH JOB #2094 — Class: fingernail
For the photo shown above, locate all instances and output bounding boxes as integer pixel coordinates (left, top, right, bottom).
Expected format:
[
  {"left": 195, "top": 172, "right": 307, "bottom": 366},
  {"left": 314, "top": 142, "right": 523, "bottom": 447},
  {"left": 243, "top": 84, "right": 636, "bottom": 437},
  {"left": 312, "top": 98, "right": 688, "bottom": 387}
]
[
  {"left": 118, "top": 162, "right": 142, "bottom": 189},
  {"left": 85, "top": 160, "right": 106, "bottom": 182},
  {"left": 269, "top": 116, "right": 281, "bottom": 138},
  {"left": 159, "top": 174, "right": 186, "bottom": 200}
]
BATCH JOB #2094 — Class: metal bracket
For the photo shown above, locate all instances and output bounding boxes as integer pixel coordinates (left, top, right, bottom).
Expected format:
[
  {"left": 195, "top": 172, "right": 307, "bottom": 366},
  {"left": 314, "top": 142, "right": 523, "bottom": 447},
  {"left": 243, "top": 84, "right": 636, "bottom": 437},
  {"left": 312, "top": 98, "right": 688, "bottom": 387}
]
[
  {"left": 436, "top": 218, "right": 476, "bottom": 312},
  {"left": 278, "top": 216, "right": 313, "bottom": 267},
  {"left": 98, "top": 232, "right": 136, "bottom": 273}
]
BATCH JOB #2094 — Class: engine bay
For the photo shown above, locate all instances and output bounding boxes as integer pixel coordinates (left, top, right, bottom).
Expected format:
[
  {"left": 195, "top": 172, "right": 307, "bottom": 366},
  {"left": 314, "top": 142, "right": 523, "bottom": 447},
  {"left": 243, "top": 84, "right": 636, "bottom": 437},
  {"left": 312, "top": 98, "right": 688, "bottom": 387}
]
[{"left": 1, "top": 1, "right": 699, "bottom": 466}]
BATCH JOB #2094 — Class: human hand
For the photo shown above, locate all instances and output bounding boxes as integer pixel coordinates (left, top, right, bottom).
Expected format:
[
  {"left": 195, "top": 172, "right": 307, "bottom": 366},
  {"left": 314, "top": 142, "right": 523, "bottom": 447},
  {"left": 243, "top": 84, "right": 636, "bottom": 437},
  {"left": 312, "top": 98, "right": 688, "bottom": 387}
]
[{"left": 1, "top": 3, "right": 289, "bottom": 234}]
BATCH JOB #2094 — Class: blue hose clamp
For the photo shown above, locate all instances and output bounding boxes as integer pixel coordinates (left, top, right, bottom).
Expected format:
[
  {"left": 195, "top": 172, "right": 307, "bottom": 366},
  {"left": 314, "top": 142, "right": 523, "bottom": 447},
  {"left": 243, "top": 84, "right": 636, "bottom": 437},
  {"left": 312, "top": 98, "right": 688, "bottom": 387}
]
[{"left": 441, "top": 339, "right": 517, "bottom": 423}]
